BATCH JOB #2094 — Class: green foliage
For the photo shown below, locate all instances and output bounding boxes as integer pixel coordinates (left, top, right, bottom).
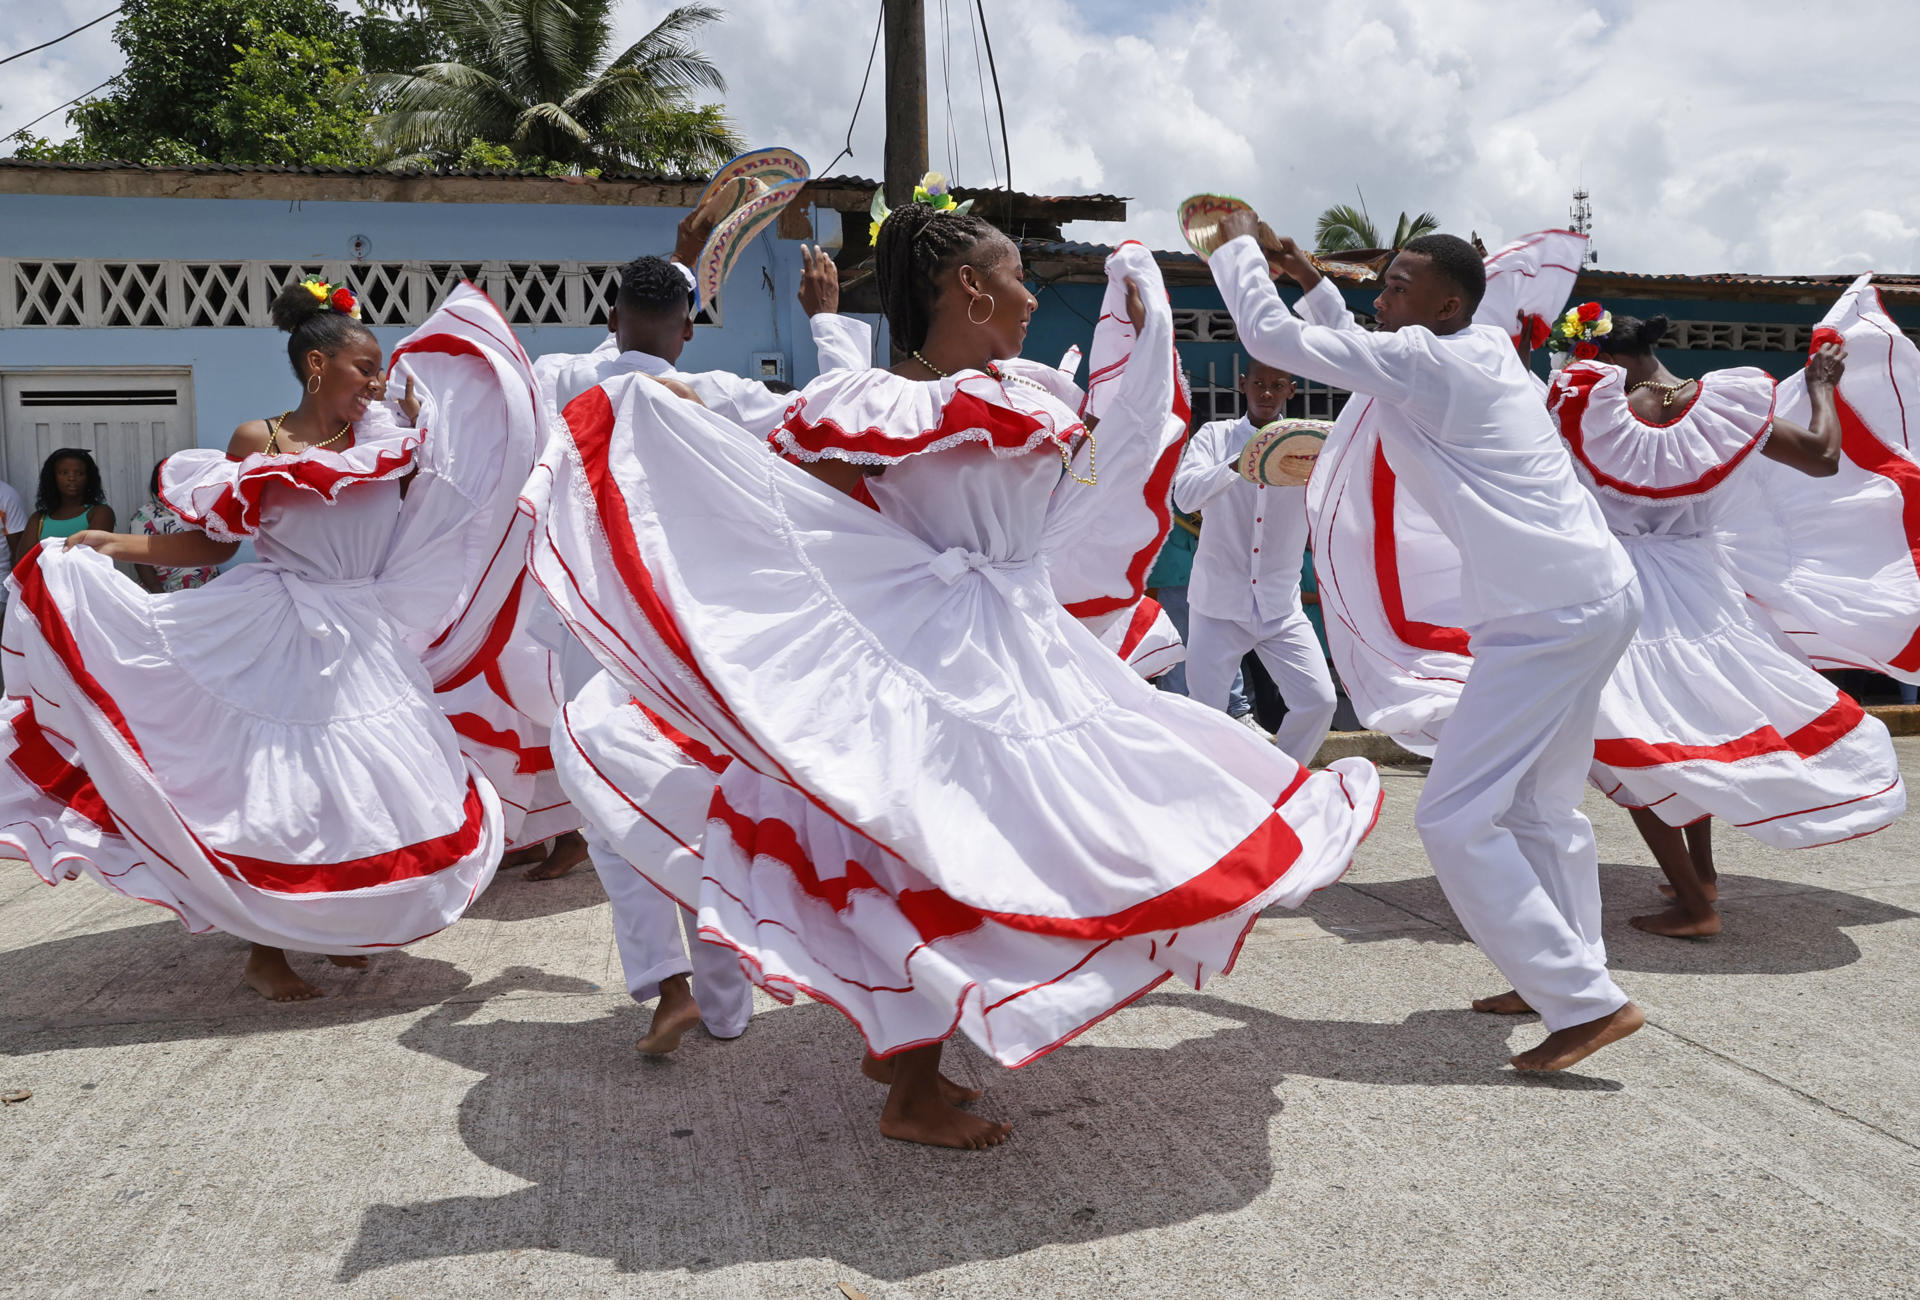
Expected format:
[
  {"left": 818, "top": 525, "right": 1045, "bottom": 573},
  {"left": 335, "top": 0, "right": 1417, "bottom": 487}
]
[
  {"left": 373, "top": 0, "right": 744, "bottom": 175},
  {"left": 40, "top": 0, "right": 372, "bottom": 165},
  {"left": 1315, "top": 202, "right": 1443, "bottom": 254},
  {"left": 212, "top": 21, "right": 378, "bottom": 166},
  {"left": 1314, "top": 203, "right": 1378, "bottom": 254}
]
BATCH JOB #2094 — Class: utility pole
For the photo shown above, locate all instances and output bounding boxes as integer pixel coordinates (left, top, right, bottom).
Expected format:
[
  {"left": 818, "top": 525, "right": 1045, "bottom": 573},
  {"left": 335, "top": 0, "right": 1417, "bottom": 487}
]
[{"left": 883, "top": 0, "right": 928, "bottom": 208}]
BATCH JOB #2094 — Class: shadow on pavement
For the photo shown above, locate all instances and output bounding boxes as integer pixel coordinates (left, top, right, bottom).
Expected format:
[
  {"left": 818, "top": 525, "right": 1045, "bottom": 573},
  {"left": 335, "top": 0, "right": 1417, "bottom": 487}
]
[
  {"left": 1321, "top": 863, "right": 1914, "bottom": 976},
  {"left": 462, "top": 859, "right": 607, "bottom": 923},
  {"left": 0, "top": 920, "right": 476, "bottom": 1053},
  {"left": 337, "top": 979, "right": 1612, "bottom": 1284}
]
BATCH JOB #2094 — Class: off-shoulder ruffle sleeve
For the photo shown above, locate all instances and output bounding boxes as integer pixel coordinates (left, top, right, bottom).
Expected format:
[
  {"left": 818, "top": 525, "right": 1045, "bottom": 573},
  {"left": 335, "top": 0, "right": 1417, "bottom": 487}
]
[
  {"left": 770, "top": 367, "right": 1080, "bottom": 466},
  {"left": 1549, "top": 362, "right": 1776, "bottom": 503},
  {"left": 156, "top": 406, "right": 424, "bottom": 542}
]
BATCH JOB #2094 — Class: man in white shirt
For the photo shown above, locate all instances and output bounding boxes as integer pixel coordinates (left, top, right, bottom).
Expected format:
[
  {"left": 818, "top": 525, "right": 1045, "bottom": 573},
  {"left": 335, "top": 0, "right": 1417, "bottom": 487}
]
[
  {"left": 1173, "top": 361, "right": 1338, "bottom": 763},
  {"left": 1210, "top": 211, "right": 1644, "bottom": 1073},
  {"left": 535, "top": 242, "right": 872, "bottom": 1056},
  {"left": 543, "top": 247, "right": 871, "bottom": 427}
]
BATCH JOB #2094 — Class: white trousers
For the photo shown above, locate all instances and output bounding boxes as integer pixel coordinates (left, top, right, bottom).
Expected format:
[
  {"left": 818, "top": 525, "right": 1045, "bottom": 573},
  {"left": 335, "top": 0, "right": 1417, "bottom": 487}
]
[
  {"left": 1186, "top": 608, "right": 1339, "bottom": 764},
  {"left": 582, "top": 821, "right": 754, "bottom": 1039},
  {"left": 1414, "top": 582, "right": 1641, "bottom": 1032}
]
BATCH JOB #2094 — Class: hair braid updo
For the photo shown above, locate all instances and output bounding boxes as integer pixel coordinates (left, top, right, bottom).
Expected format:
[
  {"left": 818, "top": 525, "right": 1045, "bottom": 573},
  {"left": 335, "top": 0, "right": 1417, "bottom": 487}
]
[
  {"left": 1596, "top": 313, "right": 1669, "bottom": 357},
  {"left": 873, "top": 201, "right": 1008, "bottom": 354},
  {"left": 267, "top": 281, "right": 375, "bottom": 381}
]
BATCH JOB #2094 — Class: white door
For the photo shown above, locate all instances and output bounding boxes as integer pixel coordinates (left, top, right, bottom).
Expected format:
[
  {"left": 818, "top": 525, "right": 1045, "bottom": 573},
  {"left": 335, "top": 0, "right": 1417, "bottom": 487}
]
[{"left": 0, "top": 368, "right": 196, "bottom": 533}]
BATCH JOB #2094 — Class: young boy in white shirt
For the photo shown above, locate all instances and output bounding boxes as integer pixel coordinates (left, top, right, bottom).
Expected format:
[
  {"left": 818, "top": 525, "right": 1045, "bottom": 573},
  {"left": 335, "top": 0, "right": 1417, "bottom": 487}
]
[{"left": 1173, "top": 360, "right": 1338, "bottom": 763}]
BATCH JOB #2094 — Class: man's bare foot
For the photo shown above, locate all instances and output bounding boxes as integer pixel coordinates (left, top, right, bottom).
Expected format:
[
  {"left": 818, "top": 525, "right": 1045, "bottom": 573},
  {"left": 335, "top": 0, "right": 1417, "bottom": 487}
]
[
  {"left": 243, "top": 945, "right": 323, "bottom": 1002},
  {"left": 1471, "top": 990, "right": 1534, "bottom": 1015},
  {"left": 636, "top": 975, "right": 702, "bottom": 1056},
  {"left": 326, "top": 954, "right": 370, "bottom": 969},
  {"left": 1510, "top": 1001, "right": 1646, "bottom": 1072},
  {"left": 1630, "top": 905, "right": 1722, "bottom": 938},
  {"left": 526, "top": 830, "right": 589, "bottom": 881},
  {"left": 879, "top": 1091, "right": 1011, "bottom": 1150},
  {"left": 860, "top": 1051, "right": 984, "bottom": 1105},
  {"left": 1658, "top": 879, "right": 1719, "bottom": 902},
  {"left": 501, "top": 843, "right": 547, "bottom": 869}
]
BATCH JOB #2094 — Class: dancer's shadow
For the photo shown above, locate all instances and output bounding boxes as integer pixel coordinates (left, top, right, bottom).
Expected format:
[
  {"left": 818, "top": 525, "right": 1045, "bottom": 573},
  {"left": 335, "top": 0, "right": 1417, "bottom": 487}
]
[
  {"left": 0, "top": 920, "right": 474, "bottom": 1054},
  {"left": 463, "top": 859, "right": 607, "bottom": 923},
  {"left": 1316, "top": 864, "right": 1915, "bottom": 977},
  {"left": 336, "top": 980, "right": 1610, "bottom": 1284}
]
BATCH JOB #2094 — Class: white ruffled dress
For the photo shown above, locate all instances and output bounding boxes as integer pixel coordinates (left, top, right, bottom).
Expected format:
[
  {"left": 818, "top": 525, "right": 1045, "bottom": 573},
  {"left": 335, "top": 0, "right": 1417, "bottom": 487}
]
[
  {"left": 1549, "top": 362, "right": 1903, "bottom": 845},
  {"left": 0, "top": 286, "right": 537, "bottom": 951},
  {"left": 527, "top": 250, "right": 1381, "bottom": 1069}
]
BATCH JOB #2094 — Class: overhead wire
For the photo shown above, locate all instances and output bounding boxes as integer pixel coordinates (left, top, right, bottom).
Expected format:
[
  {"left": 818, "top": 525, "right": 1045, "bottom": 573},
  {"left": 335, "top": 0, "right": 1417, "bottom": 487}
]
[
  {"left": 937, "top": 0, "right": 960, "bottom": 182},
  {"left": 0, "top": 5, "right": 122, "bottom": 68},
  {"left": 971, "top": 0, "right": 1015, "bottom": 228},
  {"left": 3, "top": 76, "right": 115, "bottom": 141},
  {"left": 818, "top": 0, "right": 886, "bottom": 180},
  {"left": 964, "top": 0, "right": 998, "bottom": 189}
]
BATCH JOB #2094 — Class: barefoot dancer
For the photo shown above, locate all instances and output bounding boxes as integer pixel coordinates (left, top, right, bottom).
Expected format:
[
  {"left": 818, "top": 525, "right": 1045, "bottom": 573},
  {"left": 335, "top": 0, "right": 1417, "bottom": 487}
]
[
  {"left": 0, "top": 279, "right": 536, "bottom": 1000},
  {"left": 527, "top": 194, "right": 1382, "bottom": 1147},
  {"left": 1211, "top": 213, "right": 1644, "bottom": 1072},
  {"left": 1173, "top": 361, "right": 1339, "bottom": 761},
  {"left": 1549, "top": 313, "right": 1903, "bottom": 938}
]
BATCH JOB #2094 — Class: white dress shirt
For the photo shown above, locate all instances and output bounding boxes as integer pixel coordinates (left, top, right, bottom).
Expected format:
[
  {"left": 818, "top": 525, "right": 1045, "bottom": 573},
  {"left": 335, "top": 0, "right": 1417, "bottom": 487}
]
[
  {"left": 543, "top": 314, "right": 873, "bottom": 438},
  {"left": 1173, "top": 416, "right": 1310, "bottom": 623},
  {"left": 1211, "top": 236, "right": 1633, "bottom": 627}
]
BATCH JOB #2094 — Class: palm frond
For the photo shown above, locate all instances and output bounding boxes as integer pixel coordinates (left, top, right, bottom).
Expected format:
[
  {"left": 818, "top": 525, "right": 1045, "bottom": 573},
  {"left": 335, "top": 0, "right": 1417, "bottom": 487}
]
[
  {"left": 605, "top": 4, "right": 727, "bottom": 93},
  {"left": 1391, "top": 210, "right": 1442, "bottom": 248},
  {"left": 1314, "top": 203, "right": 1378, "bottom": 254}
]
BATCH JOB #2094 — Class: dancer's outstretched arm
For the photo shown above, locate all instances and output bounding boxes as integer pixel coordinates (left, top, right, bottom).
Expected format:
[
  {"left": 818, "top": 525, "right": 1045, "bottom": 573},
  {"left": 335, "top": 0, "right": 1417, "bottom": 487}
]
[{"left": 1761, "top": 342, "right": 1845, "bottom": 477}]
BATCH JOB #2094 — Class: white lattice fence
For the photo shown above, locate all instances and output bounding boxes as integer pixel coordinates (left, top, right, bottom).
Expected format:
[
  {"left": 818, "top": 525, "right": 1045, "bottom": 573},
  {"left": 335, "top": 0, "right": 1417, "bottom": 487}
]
[{"left": 0, "top": 259, "right": 680, "bottom": 329}]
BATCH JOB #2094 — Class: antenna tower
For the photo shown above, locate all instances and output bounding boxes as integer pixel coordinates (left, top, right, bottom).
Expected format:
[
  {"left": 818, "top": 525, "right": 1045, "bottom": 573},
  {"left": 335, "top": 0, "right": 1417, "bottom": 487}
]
[{"left": 1570, "top": 189, "right": 1598, "bottom": 265}]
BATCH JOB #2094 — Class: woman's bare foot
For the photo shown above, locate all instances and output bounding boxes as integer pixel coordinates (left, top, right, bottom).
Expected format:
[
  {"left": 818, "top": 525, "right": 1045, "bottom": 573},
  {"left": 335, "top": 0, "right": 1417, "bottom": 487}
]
[
  {"left": 877, "top": 1043, "right": 1009, "bottom": 1150},
  {"left": 526, "top": 830, "right": 589, "bottom": 881},
  {"left": 501, "top": 843, "right": 547, "bottom": 869},
  {"left": 1471, "top": 990, "right": 1534, "bottom": 1015},
  {"left": 1630, "top": 905, "right": 1722, "bottom": 938},
  {"left": 860, "top": 1051, "right": 984, "bottom": 1105},
  {"left": 636, "top": 975, "right": 703, "bottom": 1056},
  {"left": 243, "top": 945, "right": 323, "bottom": 1002},
  {"left": 326, "top": 954, "right": 370, "bottom": 969},
  {"left": 1510, "top": 1002, "right": 1645, "bottom": 1072},
  {"left": 1658, "top": 879, "right": 1719, "bottom": 902}
]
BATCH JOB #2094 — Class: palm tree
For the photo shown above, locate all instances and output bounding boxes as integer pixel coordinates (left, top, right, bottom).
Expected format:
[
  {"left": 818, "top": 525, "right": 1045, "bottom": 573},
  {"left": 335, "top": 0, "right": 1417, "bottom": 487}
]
[
  {"left": 1314, "top": 203, "right": 1441, "bottom": 254},
  {"left": 372, "top": 0, "right": 742, "bottom": 174}
]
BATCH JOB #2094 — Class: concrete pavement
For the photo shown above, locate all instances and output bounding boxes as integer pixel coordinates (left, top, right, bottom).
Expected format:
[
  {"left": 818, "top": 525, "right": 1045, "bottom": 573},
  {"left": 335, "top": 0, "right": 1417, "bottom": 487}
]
[{"left": 4, "top": 746, "right": 1920, "bottom": 1298}]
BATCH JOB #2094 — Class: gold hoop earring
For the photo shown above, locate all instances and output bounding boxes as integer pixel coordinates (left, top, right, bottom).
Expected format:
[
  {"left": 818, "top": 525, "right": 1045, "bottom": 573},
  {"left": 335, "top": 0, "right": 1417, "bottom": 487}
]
[
  {"left": 967, "top": 293, "right": 996, "bottom": 326},
  {"left": 306, "top": 372, "right": 321, "bottom": 394}
]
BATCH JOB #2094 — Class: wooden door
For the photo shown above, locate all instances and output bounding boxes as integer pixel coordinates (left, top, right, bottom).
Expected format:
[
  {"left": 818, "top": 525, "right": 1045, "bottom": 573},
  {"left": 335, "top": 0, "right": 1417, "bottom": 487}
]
[{"left": 0, "top": 368, "right": 196, "bottom": 531}]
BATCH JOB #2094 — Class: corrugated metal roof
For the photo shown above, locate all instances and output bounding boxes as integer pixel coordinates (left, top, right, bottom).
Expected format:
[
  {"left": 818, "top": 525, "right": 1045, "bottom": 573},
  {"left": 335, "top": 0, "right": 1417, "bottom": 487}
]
[
  {"left": 1019, "top": 238, "right": 1920, "bottom": 297},
  {"left": 0, "top": 157, "right": 707, "bottom": 183},
  {"left": 0, "top": 159, "right": 1128, "bottom": 206}
]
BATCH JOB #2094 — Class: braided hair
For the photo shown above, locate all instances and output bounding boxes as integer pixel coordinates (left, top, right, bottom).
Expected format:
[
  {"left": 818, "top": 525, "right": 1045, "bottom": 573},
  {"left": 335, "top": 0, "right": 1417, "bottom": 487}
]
[
  {"left": 873, "top": 201, "right": 1007, "bottom": 354},
  {"left": 267, "top": 282, "right": 374, "bottom": 381},
  {"left": 1596, "top": 313, "right": 1669, "bottom": 356}
]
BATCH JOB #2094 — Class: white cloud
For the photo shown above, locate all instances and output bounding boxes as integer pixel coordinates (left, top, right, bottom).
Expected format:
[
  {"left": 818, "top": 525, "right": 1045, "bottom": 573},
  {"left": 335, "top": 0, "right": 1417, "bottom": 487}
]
[{"left": 6, "top": 0, "right": 1917, "bottom": 276}]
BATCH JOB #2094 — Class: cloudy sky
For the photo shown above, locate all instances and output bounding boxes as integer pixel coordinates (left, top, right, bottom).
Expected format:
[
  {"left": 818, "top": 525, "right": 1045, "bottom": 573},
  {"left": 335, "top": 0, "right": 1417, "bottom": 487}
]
[{"left": 5, "top": 0, "right": 1916, "bottom": 274}]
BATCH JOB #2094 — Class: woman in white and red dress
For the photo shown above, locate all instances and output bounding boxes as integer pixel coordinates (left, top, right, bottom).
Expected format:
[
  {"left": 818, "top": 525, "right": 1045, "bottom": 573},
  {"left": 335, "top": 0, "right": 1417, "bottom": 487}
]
[
  {"left": 1549, "top": 314, "right": 1903, "bottom": 936},
  {"left": 527, "top": 198, "right": 1382, "bottom": 1149},
  {"left": 0, "top": 279, "right": 538, "bottom": 1000}
]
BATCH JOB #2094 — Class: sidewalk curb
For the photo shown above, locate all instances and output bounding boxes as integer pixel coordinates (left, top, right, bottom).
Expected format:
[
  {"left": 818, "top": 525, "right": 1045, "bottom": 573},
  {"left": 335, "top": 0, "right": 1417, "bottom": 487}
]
[{"left": 1311, "top": 702, "right": 1920, "bottom": 768}]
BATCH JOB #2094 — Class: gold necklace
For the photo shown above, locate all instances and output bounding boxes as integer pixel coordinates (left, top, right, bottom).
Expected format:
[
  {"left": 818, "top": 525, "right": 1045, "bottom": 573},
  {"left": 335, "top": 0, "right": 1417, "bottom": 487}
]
[
  {"left": 909, "top": 352, "right": 1097, "bottom": 487},
  {"left": 1627, "top": 378, "right": 1695, "bottom": 408},
  {"left": 264, "top": 410, "right": 353, "bottom": 455}
]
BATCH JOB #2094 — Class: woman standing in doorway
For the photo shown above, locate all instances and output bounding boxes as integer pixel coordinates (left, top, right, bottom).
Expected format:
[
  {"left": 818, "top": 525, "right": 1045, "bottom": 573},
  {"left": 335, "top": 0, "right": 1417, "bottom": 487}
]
[{"left": 20, "top": 448, "right": 114, "bottom": 553}]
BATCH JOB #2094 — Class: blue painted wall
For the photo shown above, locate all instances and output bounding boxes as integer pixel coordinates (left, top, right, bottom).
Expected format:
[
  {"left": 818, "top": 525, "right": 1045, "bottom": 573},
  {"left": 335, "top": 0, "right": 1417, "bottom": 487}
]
[{"left": 0, "top": 192, "right": 874, "bottom": 449}]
